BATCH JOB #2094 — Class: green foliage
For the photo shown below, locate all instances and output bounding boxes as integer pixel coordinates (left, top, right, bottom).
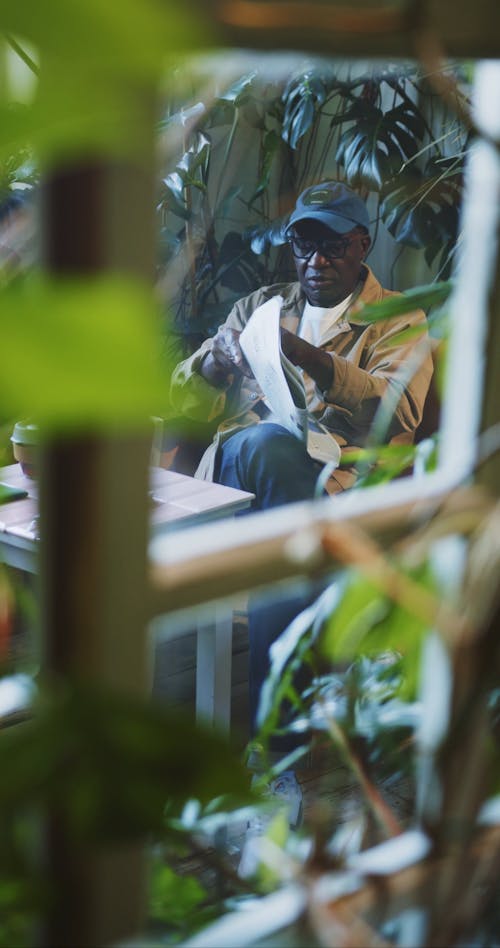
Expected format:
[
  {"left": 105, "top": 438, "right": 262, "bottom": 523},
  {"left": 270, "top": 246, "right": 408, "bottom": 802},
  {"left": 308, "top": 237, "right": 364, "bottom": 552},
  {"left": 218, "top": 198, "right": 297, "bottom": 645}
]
[
  {"left": 281, "top": 69, "right": 333, "bottom": 149},
  {"left": 249, "top": 810, "right": 290, "bottom": 893},
  {"left": 0, "top": 9, "right": 485, "bottom": 944},
  {"left": 0, "top": 878, "right": 39, "bottom": 948},
  {"left": 380, "top": 155, "right": 464, "bottom": 272},
  {"left": 336, "top": 97, "right": 427, "bottom": 190},
  {"left": 341, "top": 442, "right": 418, "bottom": 486},
  {"left": 304, "top": 655, "right": 420, "bottom": 781},
  {"left": 158, "top": 59, "right": 467, "bottom": 347},
  {"left": 338, "top": 437, "right": 439, "bottom": 486},
  {"left": 322, "top": 561, "right": 436, "bottom": 696},
  {"left": 0, "top": 682, "right": 249, "bottom": 843},
  {"left": 149, "top": 858, "right": 206, "bottom": 928},
  {"left": 0, "top": 275, "right": 168, "bottom": 431},
  {"left": 354, "top": 279, "right": 453, "bottom": 325},
  {"left": 254, "top": 557, "right": 436, "bottom": 783},
  {"left": 0, "top": 1, "right": 212, "bottom": 167},
  {"left": 256, "top": 583, "right": 345, "bottom": 741}
]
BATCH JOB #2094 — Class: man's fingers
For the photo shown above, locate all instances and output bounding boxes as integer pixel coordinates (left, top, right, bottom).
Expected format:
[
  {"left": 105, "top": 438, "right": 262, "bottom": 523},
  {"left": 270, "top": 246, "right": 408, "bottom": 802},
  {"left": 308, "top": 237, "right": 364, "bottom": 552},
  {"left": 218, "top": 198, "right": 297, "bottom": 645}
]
[{"left": 213, "top": 330, "right": 253, "bottom": 377}]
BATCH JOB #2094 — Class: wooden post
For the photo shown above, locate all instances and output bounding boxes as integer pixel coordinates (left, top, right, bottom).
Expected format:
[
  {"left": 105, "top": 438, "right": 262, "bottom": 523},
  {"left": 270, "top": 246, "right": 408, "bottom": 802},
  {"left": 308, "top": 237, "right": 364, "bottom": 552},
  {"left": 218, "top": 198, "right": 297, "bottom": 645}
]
[{"left": 39, "top": 156, "right": 155, "bottom": 945}]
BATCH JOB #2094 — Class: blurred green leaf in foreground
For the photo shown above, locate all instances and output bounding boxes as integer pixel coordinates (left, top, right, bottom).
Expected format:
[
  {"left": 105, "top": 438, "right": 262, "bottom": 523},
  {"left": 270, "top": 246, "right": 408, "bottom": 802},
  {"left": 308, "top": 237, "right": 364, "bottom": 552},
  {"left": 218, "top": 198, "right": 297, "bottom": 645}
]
[{"left": 0, "top": 275, "right": 170, "bottom": 432}]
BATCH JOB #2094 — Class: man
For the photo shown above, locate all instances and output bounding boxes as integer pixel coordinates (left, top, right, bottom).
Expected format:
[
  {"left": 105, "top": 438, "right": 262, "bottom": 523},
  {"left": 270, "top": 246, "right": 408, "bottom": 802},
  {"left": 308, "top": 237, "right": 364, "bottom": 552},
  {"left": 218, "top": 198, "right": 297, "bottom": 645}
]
[
  {"left": 170, "top": 181, "right": 432, "bottom": 501},
  {"left": 170, "top": 181, "right": 433, "bottom": 819}
]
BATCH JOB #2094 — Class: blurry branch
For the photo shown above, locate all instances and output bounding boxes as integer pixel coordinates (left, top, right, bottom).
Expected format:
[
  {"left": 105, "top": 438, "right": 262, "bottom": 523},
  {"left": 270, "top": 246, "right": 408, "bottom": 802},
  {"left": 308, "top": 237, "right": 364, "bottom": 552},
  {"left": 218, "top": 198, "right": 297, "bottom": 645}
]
[
  {"left": 216, "top": 1, "right": 415, "bottom": 35},
  {"left": 307, "top": 824, "right": 500, "bottom": 948},
  {"left": 320, "top": 706, "right": 404, "bottom": 840},
  {"left": 462, "top": 502, "right": 500, "bottom": 634},
  {"left": 149, "top": 485, "right": 492, "bottom": 615},
  {"left": 419, "top": 510, "right": 500, "bottom": 945},
  {"left": 476, "top": 421, "right": 500, "bottom": 472}
]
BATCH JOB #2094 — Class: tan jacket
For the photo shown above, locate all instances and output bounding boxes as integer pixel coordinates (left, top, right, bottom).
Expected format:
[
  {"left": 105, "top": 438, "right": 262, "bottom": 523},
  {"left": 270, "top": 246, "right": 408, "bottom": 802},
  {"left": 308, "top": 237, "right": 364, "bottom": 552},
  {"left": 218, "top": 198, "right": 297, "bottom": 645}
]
[{"left": 170, "top": 266, "right": 433, "bottom": 493}]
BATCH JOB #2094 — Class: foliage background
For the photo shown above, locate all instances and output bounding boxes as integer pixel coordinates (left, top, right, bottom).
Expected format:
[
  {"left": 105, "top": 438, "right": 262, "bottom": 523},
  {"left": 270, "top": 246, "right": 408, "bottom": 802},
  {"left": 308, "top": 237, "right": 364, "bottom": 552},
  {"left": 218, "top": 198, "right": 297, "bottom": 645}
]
[
  {"left": 1, "top": 5, "right": 498, "bottom": 947},
  {"left": 156, "top": 53, "right": 469, "bottom": 355}
]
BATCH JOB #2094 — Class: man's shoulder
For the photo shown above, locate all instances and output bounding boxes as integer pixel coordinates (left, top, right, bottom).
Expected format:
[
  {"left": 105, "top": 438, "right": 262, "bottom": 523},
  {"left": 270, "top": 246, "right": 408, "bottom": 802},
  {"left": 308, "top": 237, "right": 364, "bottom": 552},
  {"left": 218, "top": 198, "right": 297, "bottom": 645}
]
[
  {"left": 233, "top": 281, "right": 303, "bottom": 317},
  {"left": 351, "top": 266, "right": 427, "bottom": 326},
  {"left": 357, "top": 266, "right": 394, "bottom": 305}
]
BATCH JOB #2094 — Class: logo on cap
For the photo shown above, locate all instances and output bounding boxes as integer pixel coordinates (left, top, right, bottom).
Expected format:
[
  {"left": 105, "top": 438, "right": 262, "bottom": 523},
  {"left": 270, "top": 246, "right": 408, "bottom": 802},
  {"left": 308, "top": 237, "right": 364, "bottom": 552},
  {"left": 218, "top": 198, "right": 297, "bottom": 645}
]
[{"left": 302, "top": 187, "right": 333, "bottom": 206}]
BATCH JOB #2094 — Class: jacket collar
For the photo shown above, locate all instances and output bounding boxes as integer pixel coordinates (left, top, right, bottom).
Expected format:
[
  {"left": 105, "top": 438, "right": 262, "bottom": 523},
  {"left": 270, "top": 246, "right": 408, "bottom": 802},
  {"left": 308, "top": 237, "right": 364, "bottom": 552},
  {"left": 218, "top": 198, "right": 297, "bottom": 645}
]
[{"left": 276, "top": 265, "right": 384, "bottom": 328}]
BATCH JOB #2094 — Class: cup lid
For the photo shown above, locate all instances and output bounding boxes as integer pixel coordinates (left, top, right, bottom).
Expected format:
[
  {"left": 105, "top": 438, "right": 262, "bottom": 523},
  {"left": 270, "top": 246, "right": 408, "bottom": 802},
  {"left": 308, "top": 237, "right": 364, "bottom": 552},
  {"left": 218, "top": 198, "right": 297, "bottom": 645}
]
[{"left": 11, "top": 421, "right": 39, "bottom": 445}]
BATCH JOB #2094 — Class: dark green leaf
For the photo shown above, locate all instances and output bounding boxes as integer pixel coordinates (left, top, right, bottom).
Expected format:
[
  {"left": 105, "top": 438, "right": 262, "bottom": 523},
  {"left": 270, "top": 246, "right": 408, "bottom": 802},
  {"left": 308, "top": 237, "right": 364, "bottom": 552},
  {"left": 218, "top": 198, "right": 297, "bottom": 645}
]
[
  {"left": 159, "top": 175, "right": 190, "bottom": 219},
  {"left": 281, "top": 70, "right": 330, "bottom": 149},
  {"left": 336, "top": 98, "right": 426, "bottom": 191},
  {"left": 248, "top": 217, "right": 288, "bottom": 255},
  {"left": 0, "top": 682, "right": 249, "bottom": 841}
]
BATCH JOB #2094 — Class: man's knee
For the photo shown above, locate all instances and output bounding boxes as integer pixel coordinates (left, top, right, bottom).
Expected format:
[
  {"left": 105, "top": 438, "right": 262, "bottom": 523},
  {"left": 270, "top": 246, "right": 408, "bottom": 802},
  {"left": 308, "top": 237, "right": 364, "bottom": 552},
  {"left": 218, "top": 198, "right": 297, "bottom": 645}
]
[
  {"left": 217, "top": 423, "right": 322, "bottom": 508},
  {"left": 237, "top": 423, "right": 304, "bottom": 467}
]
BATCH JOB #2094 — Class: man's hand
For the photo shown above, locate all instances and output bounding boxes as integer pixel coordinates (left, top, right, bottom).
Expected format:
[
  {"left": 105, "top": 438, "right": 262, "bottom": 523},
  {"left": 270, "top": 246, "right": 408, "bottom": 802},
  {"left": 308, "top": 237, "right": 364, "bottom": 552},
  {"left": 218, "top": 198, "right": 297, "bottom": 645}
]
[
  {"left": 280, "top": 328, "right": 334, "bottom": 392},
  {"left": 200, "top": 327, "right": 253, "bottom": 387}
]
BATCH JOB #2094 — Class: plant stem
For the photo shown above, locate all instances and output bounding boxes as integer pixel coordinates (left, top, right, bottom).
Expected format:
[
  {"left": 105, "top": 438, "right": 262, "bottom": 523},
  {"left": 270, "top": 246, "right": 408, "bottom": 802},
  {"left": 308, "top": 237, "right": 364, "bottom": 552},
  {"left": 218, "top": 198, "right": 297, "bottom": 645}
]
[{"left": 322, "top": 708, "right": 403, "bottom": 839}]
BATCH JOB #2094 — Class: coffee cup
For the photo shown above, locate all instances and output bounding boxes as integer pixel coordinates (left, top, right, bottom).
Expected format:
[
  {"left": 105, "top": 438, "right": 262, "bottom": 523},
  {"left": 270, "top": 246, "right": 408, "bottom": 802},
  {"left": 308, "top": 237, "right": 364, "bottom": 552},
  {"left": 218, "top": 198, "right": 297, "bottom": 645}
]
[{"left": 10, "top": 421, "right": 39, "bottom": 478}]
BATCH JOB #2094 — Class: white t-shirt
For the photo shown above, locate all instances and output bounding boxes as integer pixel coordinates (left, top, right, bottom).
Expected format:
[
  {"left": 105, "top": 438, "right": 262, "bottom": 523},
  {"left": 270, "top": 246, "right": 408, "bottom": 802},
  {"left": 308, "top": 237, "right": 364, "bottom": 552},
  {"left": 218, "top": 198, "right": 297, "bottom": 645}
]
[
  {"left": 298, "top": 294, "right": 353, "bottom": 348},
  {"left": 298, "top": 294, "right": 353, "bottom": 408}
]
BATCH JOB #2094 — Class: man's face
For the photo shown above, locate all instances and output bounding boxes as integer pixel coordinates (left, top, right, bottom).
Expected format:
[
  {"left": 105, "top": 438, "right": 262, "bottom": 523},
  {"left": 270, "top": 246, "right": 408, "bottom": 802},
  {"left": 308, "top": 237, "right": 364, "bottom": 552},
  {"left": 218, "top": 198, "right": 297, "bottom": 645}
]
[{"left": 290, "top": 220, "right": 371, "bottom": 307}]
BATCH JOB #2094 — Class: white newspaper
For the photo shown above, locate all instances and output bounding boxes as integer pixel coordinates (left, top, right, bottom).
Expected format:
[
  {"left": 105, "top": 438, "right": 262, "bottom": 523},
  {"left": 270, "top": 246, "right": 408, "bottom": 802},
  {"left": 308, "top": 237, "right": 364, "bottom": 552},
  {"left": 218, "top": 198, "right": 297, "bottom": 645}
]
[{"left": 239, "top": 296, "right": 340, "bottom": 467}]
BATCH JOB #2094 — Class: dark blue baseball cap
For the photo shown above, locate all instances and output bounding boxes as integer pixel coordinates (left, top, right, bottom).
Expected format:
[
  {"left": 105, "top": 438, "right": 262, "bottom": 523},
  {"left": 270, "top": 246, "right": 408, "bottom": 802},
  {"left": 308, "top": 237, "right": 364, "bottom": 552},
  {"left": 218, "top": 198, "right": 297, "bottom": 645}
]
[{"left": 286, "top": 181, "right": 370, "bottom": 235}]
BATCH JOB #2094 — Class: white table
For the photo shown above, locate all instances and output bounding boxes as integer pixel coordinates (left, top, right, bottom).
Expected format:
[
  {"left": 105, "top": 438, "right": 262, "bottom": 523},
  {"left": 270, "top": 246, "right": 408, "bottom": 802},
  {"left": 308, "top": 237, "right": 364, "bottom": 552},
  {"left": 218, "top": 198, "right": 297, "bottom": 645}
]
[{"left": 0, "top": 463, "right": 254, "bottom": 732}]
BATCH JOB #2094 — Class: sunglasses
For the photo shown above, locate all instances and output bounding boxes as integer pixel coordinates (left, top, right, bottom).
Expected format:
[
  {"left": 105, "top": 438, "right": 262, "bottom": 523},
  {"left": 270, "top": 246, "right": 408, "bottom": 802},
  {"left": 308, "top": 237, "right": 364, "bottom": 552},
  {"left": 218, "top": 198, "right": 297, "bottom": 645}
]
[{"left": 288, "top": 235, "right": 358, "bottom": 261}]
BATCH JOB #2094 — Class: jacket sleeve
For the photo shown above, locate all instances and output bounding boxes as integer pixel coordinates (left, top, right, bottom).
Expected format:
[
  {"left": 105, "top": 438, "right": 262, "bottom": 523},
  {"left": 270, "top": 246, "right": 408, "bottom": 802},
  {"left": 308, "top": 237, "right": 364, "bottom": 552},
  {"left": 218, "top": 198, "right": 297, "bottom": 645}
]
[
  {"left": 322, "top": 309, "right": 434, "bottom": 440},
  {"left": 169, "top": 290, "right": 261, "bottom": 422}
]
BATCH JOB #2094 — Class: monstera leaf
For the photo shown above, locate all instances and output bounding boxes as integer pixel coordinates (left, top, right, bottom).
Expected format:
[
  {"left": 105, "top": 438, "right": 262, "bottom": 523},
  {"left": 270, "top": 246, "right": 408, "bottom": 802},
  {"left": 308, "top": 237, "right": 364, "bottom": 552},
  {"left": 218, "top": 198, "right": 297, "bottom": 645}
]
[
  {"left": 159, "top": 172, "right": 191, "bottom": 220},
  {"left": 176, "top": 132, "right": 210, "bottom": 188},
  {"left": 217, "top": 71, "right": 259, "bottom": 106},
  {"left": 248, "top": 216, "right": 289, "bottom": 255},
  {"left": 336, "top": 98, "right": 426, "bottom": 191},
  {"left": 281, "top": 71, "right": 333, "bottom": 148},
  {"left": 158, "top": 132, "right": 211, "bottom": 220},
  {"left": 381, "top": 155, "right": 463, "bottom": 271}
]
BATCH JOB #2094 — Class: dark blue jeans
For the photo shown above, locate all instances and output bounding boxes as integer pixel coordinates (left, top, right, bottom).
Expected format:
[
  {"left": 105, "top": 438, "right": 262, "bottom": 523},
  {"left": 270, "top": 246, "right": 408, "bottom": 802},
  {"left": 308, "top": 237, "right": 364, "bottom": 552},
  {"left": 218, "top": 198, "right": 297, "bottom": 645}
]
[
  {"left": 215, "top": 422, "right": 324, "bottom": 510},
  {"left": 215, "top": 423, "right": 326, "bottom": 752}
]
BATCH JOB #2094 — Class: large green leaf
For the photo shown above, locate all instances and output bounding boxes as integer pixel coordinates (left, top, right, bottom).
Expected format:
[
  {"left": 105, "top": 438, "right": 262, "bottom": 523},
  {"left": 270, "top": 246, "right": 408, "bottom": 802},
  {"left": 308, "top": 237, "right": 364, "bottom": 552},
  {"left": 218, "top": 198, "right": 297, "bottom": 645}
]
[
  {"left": 321, "top": 561, "right": 437, "bottom": 696},
  {"left": 248, "top": 217, "right": 289, "bottom": 255},
  {"left": 339, "top": 442, "right": 418, "bottom": 487},
  {"left": 149, "top": 860, "right": 206, "bottom": 928},
  {"left": 0, "top": 682, "right": 249, "bottom": 841},
  {"left": 0, "top": 275, "right": 168, "bottom": 431},
  {"left": 281, "top": 69, "right": 339, "bottom": 149},
  {"left": 177, "top": 132, "right": 211, "bottom": 186},
  {"left": 157, "top": 102, "right": 207, "bottom": 134},
  {"left": 355, "top": 280, "right": 453, "bottom": 324},
  {"left": 381, "top": 156, "right": 463, "bottom": 270},
  {"left": 159, "top": 173, "right": 191, "bottom": 219},
  {"left": 336, "top": 98, "right": 426, "bottom": 191},
  {"left": 0, "top": 0, "right": 213, "bottom": 164}
]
